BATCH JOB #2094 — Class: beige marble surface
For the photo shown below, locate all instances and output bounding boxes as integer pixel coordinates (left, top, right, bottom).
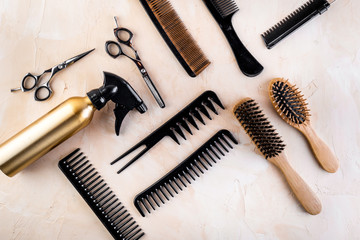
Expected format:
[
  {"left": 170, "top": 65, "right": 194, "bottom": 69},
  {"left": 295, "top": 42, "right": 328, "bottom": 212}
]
[{"left": 0, "top": 0, "right": 359, "bottom": 239}]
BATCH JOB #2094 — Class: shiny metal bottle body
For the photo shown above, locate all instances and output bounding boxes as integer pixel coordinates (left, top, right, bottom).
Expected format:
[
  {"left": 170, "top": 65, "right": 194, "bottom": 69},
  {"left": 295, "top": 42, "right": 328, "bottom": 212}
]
[{"left": 0, "top": 96, "right": 96, "bottom": 177}]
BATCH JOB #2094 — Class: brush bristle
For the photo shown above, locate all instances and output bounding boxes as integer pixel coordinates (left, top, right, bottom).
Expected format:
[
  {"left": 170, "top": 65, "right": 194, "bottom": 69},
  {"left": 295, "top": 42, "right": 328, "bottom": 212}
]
[
  {"left": 269, "top": 78, "right": 310, "bottom": 125},
  {"left": 144, "top": 0, "right": 210, "bottom": 76},
  {"left": 233, "top": 99, "right": 285, "bottom": 159},
  {"left": 210, "top": 0, "right": 239, "bottom": 18}
]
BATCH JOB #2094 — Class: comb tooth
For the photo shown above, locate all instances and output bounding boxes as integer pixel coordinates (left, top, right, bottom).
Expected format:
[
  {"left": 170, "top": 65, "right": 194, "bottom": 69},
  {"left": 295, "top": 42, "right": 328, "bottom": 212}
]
[
  {"left": 135, "top": 201, "right": 145, "bottom": 216},
  {"left": 201, "top": 152, "right": 213, "bottom": 167},
  {"left": 198, "top": 105, "right": 212, "bottom": 120},
  {"left": 189, "top": 164, "right": 201, "bottom": 177},
  {"left": 105, "top": 202, "right": 122, "bottom": 217},
  {"left": 132, "top": 230, "right": 145, "bottom": 240},
  {"left": 78, "top": 168, "right": 95, "bottom": 182},
  {"left": 146, "top": 195, "right": 156, "bottom": 210},
  {"left": 66, "top": 151, "right": 83, "bottom": 165},
  {"left": 82, "top": 171, "right": 98, "bottom": 186},
  {"left": 86, "top": 177, "right": 103, "bottom": 192},
  {"left": 168, "top": 130, "right": 180, "bottom": 145},
  {"left": 173, "top": 125, "right": 186, "bottom": 140},
  {"left": 114, "top": 214, "right": 131, "bottom": 229},
  {"left": 122, "top": 223, "right": 137, "bottom": 237},
  {"left": 90, "top": 181, "right": 106, "bottom": 196},
  {"left": 155, "top": 189, "right": 165, "bottom": 204},
  {"left": 93, "top": 186, "right": 110, "bottom": 200},
  {"left": 209, "top": 95, "right": 225, "bottom": 109},
  {"left": 97, "top": 191, "right": 114, "bottom": 207},
  {"left": 209, "top": 144, "right": 221, "bottom": 159},
  {"left": 150, "top": 192, "right": 160, "bottom": 207},
  {"left": 186, "top": 115, "right": 199, "bottom": 130},
  {"left": 213, "top": 141, "right": 225, "bottom": 156},
  {"left": 182, "top": 170, "right": 192, "bottom": 184},
  {"left": 181, "top": 118, "right": 193, "bottom": 135},
  {"left": 102, "top": 198, "right": 118, "bottom": 212},
  {"left": 164, "top": 183, "right": 174, "bottom": 197},
  {"left": 197, "top": 155, "right": 208, "bottom": 170},
  {"left": 77, "top": 164, "right": 92, "bottom": 178},
  {"left": 173, "top": 177, "right": 183, "bottom": 191},
  {"left": 177, "top": 173, "right": 187, "bottom": 187},
  {"left": 204, "top": 100, "right": 218, "bottom": 115},
  {"left": 168, "top": 180, "right": 178, "bottom": 194},
  {"left": 193, "top": 160, "right": 205, "bottom": 174},
  {"left": 185, "top": 167, "right": 196, "bottom": 180},
  {"left": 141, "top": 198, "right": 151, "bottom": 214},
  {"left": 159, "top": 186, "right": 170, "bottom": 201},
  {"left": 73, "top": 159, "right": 89, "bottom": 173},
  {"left": 217, "top": 138, "right": 229, "bottom": 152},
  {"left": 192, "top": 110, "right": 205, "bottom": 125},
  {"left": 71, "top": 155, "right": 86, "bottom": 169},
  {"left": 123, "top": 224, "right": 140, "bottom": 239},
  {"left": 109, "top": 206, "right": 127, "bottom": 221},
  {"left": 205, "top": 148, "right": 217, "bottom": 163}
]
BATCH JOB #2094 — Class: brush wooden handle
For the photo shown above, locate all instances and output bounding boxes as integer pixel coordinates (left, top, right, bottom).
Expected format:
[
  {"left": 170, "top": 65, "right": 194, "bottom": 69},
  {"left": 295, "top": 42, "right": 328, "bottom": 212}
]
[
  {"left": 297, "top": 123, "right": 339, "bottom": 173},
  {"left": 269, "top": 153, "right": 322, "bottom": 215}
]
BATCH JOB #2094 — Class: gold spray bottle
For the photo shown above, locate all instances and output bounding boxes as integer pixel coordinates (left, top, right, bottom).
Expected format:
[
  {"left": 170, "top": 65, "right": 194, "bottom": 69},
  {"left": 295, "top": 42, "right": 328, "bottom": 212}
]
[{"left": 0, "top": 72, "right": 147, "bottom": 177}]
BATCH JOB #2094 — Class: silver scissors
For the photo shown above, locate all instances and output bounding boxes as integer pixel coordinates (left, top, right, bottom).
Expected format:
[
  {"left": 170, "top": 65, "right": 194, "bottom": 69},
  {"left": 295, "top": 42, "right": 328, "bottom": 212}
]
[
  {"left": 11, "top": 48, "right": 95, "bottom": 101},
  {"left": 105, "top": 17, "right": 165, "bottom": 108}
]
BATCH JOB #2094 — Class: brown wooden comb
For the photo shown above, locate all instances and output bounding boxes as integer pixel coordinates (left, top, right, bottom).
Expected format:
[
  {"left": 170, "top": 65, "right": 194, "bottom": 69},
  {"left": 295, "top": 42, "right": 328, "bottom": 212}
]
[{"left": 139, "top": 0, "right": 210, "bottom": 77}]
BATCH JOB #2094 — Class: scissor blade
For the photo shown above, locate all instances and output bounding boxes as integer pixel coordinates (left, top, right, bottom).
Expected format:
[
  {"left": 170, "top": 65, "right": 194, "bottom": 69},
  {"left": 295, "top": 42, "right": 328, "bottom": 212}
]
[{"left": 63, "top": 48, "right": 95, "bottom": 67}]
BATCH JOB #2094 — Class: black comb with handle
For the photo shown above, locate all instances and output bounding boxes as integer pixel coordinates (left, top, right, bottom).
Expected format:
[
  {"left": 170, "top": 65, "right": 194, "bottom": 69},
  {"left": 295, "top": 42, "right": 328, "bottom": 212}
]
[
  {"left": 59, "top": 149, "right": 145, "bottom": 240},
  {"left": 111, "top": 91, "right": 224, "bottom": 174},
  {"left": 262, "top": 0, "right": 333, "bottom": 49},
  {"left": 133, "top": 130, "right": 238, "bottom": 217},
  {"left": 202, "top": 0, "right": 264, "bottom": 77}
]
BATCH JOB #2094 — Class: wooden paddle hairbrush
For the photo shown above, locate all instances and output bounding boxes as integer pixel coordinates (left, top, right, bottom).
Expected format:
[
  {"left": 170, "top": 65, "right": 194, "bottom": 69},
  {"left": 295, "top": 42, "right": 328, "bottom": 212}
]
[
  {"left": 268, "top": 78, "right": 339, "bottom": 173},
  {"left": 233, "top": 98, "right": 322, "bottom": 215}
]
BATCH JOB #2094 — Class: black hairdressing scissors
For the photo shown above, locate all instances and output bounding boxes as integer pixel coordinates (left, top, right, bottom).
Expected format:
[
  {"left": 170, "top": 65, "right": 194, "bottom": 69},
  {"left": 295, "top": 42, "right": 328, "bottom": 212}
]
[
  {"left": 11, "top": 49, "right": 95, "bottom": 101},
  {"left": 105, "top": 17, "right": 165, "bottom": 108}
]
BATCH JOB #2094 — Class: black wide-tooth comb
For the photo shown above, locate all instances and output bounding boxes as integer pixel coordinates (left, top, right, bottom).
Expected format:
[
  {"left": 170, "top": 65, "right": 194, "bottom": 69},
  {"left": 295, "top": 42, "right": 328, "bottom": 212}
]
[
  {"left": 111, "top": 91, "right": 224, "bottom": 174},
  {"left": 262, "top": 0, "right": 334, "bottom": 49},
  {"left": 59, "top": 149, "right": 145, "bottom": 240},
  {"left": 133, "top": 130, "right": 238, "bottom": 217},
  {"left": 202, "top": 0, "right": 264, "bottom": 77}
]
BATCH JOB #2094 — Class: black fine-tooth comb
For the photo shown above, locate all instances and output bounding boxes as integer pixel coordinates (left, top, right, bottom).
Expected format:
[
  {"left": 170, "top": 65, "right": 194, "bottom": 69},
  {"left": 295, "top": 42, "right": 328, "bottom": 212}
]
[
  {"left": 111, "top": 91, "right": 224, "bottom": 174},
  {"left": 59, "top": 149, "right": 145, "bottom": 240},
  {"left": 262, "top": 0, "right": 334, "bottom": 49},
  {"left": 133, "top": 130, "right": 238, "bottom": 217},
  {"left": 202, "top": 0, "right": 264, "bottom": 77}
]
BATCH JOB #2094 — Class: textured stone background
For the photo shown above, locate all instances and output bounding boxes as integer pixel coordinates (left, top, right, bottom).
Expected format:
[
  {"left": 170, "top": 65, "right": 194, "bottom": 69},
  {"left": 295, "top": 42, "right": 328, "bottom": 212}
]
[{"left": 0, "top": 0, "right": 359, "bottom": 239}]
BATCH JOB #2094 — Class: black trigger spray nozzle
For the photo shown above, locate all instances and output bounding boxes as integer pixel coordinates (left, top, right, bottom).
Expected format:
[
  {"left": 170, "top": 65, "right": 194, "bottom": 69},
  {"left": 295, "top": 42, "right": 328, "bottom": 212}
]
[{"left": 87, "top": 72, "right": 147, "bottom": 135}]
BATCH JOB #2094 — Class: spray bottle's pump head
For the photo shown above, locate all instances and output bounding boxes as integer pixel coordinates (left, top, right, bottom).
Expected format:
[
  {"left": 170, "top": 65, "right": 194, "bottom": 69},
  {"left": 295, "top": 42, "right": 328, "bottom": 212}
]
[{"left": 87, "top": 72, "right": 147, "bottom": 135}]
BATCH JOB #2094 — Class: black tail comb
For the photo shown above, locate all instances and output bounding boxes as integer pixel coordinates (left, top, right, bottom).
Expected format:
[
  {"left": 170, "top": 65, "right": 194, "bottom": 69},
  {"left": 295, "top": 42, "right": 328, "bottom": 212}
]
[
  {"left": 202, "top": 0, "right": 264, "bottom": 77},
  {"left": 59, "top": 149, "right": 145, "bottom": 240},
  {"left": 133, "top": 130, "right": 238, "bottom": 217},
  {"left": 111, "top": 91, "right": 224, "bottom": 174},
  {"left": 262, "top": 0, "right": 332, "bottom": 49}
]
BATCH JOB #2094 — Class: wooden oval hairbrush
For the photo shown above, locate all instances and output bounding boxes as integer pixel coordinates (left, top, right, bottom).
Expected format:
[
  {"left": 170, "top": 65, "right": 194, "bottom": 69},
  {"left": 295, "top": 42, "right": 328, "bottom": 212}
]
[
  {"left": 269, "top": 78, "right": 339, "bottom": 173},
  {"left": 233, "top": 98, "right": 321, "bottom": 215}
]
